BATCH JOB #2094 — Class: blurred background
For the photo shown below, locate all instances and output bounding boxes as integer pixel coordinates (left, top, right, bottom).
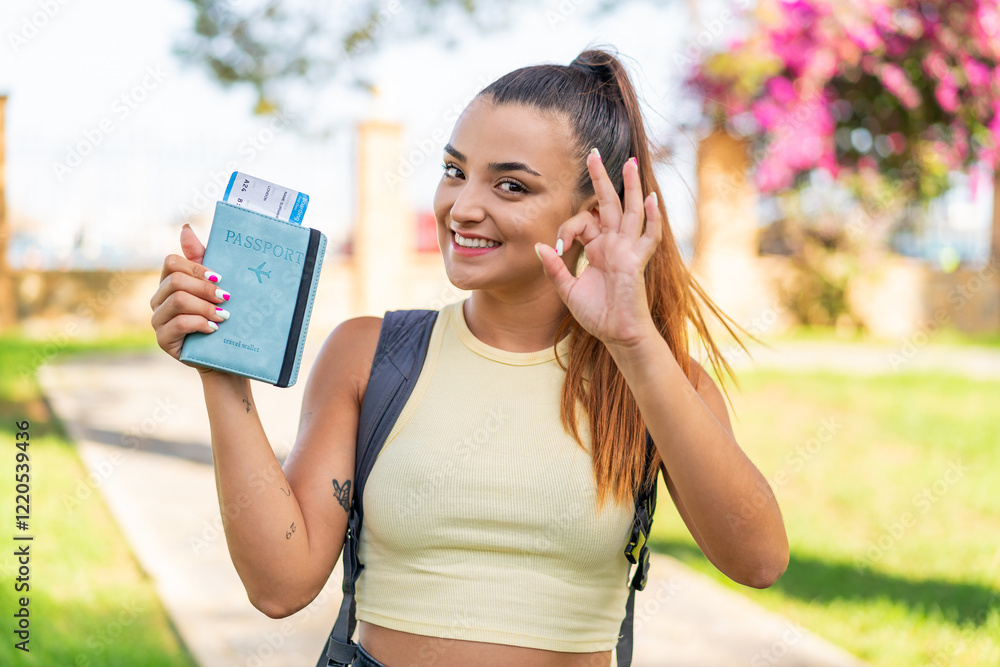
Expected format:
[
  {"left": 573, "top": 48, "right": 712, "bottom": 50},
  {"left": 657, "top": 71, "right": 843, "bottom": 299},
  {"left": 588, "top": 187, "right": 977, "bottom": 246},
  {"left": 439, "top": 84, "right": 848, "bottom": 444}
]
[{"left": 1, "top": 1, "right": 998, "bottom": 666}]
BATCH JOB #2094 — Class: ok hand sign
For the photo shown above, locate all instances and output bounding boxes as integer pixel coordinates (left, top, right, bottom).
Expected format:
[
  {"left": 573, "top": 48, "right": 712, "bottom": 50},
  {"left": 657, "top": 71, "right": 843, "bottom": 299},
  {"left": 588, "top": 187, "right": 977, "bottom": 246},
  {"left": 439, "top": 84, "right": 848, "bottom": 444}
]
[{"left": 535, "top": 149, "right": 662, "bottom": 349}]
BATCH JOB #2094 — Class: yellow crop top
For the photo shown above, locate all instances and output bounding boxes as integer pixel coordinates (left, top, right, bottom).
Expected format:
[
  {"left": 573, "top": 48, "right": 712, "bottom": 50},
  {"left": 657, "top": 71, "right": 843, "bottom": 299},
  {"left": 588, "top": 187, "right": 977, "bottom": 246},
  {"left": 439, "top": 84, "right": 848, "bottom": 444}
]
[{"left": 354, "top": 299, "right": 635, "bottom": 652}]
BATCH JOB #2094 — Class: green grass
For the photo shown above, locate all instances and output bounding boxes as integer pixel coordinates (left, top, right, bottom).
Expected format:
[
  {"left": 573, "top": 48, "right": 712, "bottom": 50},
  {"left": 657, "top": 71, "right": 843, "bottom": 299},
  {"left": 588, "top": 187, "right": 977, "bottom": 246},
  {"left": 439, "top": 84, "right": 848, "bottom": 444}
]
[
  {"left": 650, "top": 368, "right": 1000, "bottom": 667},
  {"left": 0, "top": 331, "right": 195, "bottom": 666},
  {"left": 767, "top": 323, "right": 1000, "bottom": 348}
]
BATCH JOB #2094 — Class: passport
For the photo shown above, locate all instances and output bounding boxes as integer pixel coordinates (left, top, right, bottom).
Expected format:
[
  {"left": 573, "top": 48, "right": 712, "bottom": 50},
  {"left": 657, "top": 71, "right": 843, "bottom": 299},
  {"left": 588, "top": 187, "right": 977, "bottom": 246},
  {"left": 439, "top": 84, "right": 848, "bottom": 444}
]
[{"left": 179, "top": 201, "right": 327, "bottom": 387}]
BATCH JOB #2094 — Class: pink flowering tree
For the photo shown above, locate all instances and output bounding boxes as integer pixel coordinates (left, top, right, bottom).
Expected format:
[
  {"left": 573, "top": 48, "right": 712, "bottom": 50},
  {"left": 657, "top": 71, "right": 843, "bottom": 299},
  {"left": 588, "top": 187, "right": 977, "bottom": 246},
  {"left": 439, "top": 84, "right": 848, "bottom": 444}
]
[{"left": 688, "top": 0, "right": 1000, "bottom": 223}]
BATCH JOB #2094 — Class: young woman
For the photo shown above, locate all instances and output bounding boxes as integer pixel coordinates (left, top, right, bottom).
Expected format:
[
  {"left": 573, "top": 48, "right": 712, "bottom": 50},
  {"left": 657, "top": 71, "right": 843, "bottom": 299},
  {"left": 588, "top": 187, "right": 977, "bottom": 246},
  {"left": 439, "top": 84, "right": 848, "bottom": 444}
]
[{"left": 150, "top": 48, "right": 788, "bottom": 667}]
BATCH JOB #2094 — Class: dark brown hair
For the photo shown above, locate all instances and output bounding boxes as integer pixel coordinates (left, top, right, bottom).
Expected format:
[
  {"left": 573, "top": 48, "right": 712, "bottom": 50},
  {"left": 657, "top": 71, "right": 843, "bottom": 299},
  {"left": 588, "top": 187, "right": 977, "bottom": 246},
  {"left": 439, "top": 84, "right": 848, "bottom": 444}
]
[{"left": 478, "top": 48, "right": 747, "bottom": 507}]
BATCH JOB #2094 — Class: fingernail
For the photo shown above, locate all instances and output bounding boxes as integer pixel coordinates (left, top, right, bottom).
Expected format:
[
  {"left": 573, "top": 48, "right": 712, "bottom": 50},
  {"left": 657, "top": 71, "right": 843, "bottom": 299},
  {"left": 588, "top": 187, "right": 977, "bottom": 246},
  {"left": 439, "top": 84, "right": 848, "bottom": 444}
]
[
  {"left": 630, "top": 157, "right": 638, "bottom": 168},
  {"left": 216, "top": 288, "right": 230, "bottom": 301},
  {"left": 534, "top": 243, "right": 543, "bottom": 261},
  {"left": 205, "top": 270, "right": 222, "bottom": 283},
  {"left": 555, "top": 238, "right": 564, "bottom": 257},
  {"left": 215, "top": 307, "right": 231, "bottom": 320},
  {"left": 651, "top": 191, "right": 658, "bottom": 206},
  {"left": 590, "top": 147, "right": 601, "bottom": 161},
  {"left": 182, "top": 223, "right": 191, "bottom": 230},
  {"left": 207, "top": 321, "right": 219, "bottom": 332}
]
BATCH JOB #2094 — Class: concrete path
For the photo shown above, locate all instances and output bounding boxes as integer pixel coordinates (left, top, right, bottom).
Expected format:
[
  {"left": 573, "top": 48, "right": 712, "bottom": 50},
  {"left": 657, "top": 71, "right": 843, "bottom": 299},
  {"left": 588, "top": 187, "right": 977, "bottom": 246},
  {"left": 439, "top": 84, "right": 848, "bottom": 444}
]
[{"left": 38, "top": 340, "right": 880, "bottom": 667}]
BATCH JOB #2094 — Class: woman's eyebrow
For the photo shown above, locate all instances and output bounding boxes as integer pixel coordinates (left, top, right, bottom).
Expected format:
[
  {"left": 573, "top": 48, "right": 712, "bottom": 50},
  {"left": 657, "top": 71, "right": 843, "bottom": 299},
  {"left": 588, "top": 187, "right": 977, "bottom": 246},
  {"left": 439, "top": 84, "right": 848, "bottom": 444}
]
[{"left": 444, "top": 143, "right": 542, "bottom": 177}]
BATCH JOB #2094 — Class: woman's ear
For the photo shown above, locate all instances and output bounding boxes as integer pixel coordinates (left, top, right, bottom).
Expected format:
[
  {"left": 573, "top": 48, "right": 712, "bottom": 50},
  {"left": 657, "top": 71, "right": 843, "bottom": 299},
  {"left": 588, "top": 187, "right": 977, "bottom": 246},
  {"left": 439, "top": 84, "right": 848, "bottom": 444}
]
[{"left": 575, "top": 193, "right": 599, "bottom": 216}]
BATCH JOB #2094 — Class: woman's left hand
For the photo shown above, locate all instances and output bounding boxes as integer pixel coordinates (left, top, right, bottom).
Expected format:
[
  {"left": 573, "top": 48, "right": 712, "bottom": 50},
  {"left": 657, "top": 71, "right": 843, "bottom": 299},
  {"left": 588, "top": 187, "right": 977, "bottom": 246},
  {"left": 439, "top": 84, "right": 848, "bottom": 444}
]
[{"left": 536, "top": 149, "right": 662, "bottom": 348}]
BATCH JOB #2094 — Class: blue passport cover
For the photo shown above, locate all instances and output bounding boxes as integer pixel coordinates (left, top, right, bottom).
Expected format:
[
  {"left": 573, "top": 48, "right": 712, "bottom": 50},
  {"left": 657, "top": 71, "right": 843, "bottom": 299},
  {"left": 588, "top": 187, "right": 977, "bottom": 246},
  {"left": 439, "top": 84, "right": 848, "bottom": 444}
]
[{"left": 179, "top": 201, "right": 326, "bottom": 387}]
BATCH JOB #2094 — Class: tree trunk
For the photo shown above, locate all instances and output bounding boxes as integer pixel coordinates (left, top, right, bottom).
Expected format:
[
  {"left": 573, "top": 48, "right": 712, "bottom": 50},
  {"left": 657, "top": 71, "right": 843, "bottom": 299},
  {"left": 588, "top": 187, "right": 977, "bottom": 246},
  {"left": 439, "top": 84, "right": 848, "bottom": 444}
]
[
  {"left": 692, "top": 127, "right": 771, "bottom": 327},
  {"left": 0, "top": 95, "right": 17, "bottom": 330},
  {"left": 992, "top": 168, "right": 1000, "bottom": 268}
]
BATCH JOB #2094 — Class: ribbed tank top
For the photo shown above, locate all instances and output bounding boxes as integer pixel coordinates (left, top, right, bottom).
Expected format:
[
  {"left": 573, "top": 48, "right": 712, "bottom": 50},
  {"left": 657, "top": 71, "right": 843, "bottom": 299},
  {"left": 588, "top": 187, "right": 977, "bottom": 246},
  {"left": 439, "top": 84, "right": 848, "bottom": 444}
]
[{"left": 354, "top": 299, "right": 635, "bottom": 652}]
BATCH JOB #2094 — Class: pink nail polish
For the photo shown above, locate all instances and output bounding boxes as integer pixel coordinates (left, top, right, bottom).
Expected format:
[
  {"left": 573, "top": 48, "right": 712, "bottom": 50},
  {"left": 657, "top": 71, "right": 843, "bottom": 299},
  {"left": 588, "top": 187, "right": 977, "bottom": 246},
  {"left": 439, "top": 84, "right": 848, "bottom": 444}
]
[
  {"left": 216, "top": 288, "right": 230, "bottom": 301},
  {"left": 205, "top": 270, "right": 222, "bottom": 283},
  {"left": 630, "top": 157, "right": 638, "bottom": 168}
]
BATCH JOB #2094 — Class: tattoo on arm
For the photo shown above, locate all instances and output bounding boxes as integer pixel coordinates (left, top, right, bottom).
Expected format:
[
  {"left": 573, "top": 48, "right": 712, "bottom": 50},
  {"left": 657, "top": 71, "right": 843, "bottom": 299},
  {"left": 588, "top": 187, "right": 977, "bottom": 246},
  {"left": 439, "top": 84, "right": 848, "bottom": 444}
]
[
  {"left": 285, "top": 522, "right": 296, "bottom": 539},
  {"left": 242, "top": 394, "right": 252, "bottom": 413},
  {"left": 332, "top": 479, "right": 352, "bottom": 513},
  {"left": 280, "top": 486, "right": 290, "bottom": 497}
]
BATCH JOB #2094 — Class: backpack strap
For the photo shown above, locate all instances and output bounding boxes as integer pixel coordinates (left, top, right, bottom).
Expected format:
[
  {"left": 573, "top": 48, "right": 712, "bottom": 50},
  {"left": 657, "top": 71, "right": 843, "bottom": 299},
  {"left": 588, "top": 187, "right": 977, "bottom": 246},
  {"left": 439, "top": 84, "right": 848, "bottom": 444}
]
[
  {"left": 319, "top": 309, "right": 438, "bottom": 667},
  {"left": 615, "top": 431, "right": 659, "bottom": 667}
]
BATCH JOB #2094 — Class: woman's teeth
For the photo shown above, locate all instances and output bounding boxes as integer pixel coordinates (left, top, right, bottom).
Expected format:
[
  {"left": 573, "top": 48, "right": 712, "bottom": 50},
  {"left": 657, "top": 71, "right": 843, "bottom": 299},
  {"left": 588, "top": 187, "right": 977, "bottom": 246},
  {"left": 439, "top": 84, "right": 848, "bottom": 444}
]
[{"left": 455, "top": 232, "right": 499, "bottom": 248}]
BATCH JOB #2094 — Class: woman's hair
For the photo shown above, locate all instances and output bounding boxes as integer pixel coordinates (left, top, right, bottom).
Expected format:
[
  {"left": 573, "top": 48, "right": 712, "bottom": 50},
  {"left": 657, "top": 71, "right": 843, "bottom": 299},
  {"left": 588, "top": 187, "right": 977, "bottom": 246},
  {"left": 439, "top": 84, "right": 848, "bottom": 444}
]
[{"left": 478, "top": 48, "right": 749, "bottom": 508}]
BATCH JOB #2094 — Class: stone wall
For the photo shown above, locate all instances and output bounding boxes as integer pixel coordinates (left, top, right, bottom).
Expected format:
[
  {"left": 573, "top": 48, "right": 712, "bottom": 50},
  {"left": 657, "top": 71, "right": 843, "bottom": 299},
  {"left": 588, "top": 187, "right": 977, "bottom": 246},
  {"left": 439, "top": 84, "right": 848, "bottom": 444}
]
[
  {"left": 13, "top": 269, "right": 162, "bottom": 338},
  {"left": 847, "top": 257, "right": 1000, "bottom": 338},
  {"left": 9, "top": 251, "right": 462, "bottom": 344}
]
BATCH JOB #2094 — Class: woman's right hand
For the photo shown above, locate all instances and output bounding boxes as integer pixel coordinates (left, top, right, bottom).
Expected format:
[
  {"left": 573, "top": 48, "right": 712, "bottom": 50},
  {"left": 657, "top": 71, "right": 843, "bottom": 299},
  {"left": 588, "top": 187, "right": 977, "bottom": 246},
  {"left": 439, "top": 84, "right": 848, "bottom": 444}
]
[{"left": 149, "top": 224, "right": 232, "bottom": 364}]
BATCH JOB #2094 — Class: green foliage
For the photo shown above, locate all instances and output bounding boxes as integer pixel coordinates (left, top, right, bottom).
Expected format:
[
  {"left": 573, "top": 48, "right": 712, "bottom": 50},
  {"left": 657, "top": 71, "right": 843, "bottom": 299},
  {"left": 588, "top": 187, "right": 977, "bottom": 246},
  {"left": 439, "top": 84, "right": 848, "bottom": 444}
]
[
  {"left": 764, "top": 218, "right": 861, "bottom": 328},
  {"left": 173, "top": 0, "right": 514, "bottom": 116},
  {"left": 688, "top": 0, "right": 1000, "bottom": 204}
]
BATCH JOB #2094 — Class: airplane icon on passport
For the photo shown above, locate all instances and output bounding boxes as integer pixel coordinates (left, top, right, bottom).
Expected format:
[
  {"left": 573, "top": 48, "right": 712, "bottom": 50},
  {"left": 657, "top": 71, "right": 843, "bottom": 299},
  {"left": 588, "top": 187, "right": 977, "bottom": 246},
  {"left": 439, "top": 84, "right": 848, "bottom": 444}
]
[{"left": 248, "top": 262, "right": 271, "bottom": 283}]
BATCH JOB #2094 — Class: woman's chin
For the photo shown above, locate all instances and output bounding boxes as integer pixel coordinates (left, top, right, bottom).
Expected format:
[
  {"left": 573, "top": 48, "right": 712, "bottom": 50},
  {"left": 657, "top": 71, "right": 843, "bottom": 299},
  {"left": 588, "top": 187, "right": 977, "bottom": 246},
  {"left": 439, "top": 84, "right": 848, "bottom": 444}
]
[{"left": 443, "top": 269, "right": 485, "bottom": 292}]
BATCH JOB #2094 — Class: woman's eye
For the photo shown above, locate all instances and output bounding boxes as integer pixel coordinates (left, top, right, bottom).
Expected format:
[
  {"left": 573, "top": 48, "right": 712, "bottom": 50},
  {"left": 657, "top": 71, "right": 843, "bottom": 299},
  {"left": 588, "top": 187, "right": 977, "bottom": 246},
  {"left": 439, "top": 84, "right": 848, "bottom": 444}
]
[
  {"left": 442, "top": 163, "right": 463, "bottom": 179},
  {"left": 498, "top": 179, "right": 526, "bottom": 194}
]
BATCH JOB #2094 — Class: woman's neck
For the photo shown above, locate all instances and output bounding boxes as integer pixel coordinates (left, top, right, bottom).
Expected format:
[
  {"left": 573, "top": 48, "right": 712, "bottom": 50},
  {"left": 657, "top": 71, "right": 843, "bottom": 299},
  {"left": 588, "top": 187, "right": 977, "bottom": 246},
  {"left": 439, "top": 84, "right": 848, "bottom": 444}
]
[{"left": 462, "top": 290, "right": 570, "bottom": 353}]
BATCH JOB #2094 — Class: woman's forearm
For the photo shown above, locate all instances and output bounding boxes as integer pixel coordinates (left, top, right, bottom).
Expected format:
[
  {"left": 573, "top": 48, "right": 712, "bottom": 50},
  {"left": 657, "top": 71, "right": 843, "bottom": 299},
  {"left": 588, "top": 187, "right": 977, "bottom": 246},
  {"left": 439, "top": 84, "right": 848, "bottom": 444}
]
[
  {"left": 200, "top": 370, "right": 323, "bottom": 615},
  {"left": 606, "top": 327, "right": 788, "bottom": 587}
]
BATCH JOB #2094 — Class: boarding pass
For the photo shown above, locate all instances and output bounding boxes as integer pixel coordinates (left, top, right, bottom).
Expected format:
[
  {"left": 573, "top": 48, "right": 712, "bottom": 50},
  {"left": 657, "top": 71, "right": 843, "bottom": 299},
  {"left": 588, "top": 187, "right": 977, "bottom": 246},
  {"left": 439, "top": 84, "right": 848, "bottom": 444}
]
[{"left": 223, "top": 171, "right": 309, "bottom": 224}]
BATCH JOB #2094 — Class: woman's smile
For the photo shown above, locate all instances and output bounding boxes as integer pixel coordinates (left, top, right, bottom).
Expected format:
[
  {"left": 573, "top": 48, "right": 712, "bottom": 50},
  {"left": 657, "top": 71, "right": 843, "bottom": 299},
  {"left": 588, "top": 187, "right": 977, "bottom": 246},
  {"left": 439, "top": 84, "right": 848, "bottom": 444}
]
[{"left": 451, "top": 230, "right": 502, "bottom": 256}]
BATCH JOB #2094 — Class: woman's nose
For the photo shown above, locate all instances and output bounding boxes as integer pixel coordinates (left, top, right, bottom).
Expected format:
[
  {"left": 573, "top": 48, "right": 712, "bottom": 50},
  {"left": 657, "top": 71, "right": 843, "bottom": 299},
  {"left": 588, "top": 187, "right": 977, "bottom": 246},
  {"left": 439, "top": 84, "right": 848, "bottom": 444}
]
[{"left": 449, "top": 181, "right": 487, "bottom": 224}]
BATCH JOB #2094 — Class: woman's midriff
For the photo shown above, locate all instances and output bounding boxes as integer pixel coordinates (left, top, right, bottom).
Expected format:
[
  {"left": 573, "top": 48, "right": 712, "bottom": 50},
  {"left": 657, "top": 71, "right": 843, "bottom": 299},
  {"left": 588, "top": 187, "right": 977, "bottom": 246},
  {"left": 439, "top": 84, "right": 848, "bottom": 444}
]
[{"left": 357, "top": 622, "right": 612, "bottom": 667}]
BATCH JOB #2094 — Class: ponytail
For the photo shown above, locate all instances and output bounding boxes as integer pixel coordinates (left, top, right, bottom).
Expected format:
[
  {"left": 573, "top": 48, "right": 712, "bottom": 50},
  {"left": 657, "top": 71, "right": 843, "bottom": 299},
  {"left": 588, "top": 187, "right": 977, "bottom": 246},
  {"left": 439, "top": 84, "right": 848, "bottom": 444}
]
[{"left": 479, "top": 49, "right": 748, "bottom": 508}]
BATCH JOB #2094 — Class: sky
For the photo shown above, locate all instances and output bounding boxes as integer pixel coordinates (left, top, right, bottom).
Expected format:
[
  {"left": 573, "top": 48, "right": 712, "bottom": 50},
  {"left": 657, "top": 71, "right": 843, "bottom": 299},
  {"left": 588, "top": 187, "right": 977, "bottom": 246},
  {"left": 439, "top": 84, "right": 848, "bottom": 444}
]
[{"left": 0, "top": 0, "right": 728, "bottom": 269}]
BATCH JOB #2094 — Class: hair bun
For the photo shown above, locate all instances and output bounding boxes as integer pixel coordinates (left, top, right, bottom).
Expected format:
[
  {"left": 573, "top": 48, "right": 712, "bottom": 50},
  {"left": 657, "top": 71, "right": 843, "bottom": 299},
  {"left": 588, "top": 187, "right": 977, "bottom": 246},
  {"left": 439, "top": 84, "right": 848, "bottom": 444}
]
[{"left": 569, "top": 50, "right": 619, "bottom": 83}]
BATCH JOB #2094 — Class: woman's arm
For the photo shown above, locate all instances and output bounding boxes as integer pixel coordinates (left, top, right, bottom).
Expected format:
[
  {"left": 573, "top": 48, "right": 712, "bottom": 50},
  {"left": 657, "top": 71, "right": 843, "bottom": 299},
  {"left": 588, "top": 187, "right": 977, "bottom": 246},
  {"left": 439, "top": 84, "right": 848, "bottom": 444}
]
[
  {"left": 202, "top": 316, "right": 379, "bottom": 617},
  {"left": 607, "top": 335, "right": 788, "bottom": 588},
  {"left": 535, "top": 152, "right": 788, "bottom": 589},
  {"left": 150, "top": 225, "right": 380, "bottom": 617}
]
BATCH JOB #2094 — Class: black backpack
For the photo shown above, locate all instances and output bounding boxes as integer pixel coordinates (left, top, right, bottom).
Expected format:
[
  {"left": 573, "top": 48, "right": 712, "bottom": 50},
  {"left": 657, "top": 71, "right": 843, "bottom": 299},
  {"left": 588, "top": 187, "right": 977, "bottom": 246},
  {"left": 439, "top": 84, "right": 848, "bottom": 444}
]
[{"left": 318, "top": 309, "right": 657, "bottom": 667}]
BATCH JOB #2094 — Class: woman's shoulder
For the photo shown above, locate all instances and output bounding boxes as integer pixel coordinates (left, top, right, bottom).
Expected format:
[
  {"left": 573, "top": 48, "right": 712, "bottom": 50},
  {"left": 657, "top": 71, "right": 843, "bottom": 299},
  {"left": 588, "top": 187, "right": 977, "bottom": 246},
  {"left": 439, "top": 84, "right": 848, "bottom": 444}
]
[
  {"left": 325, "top": 316, "right": 383, "bottom": 359},
  {"left": 307, "top": 316, "right": 384, "bottom": 403},
  {"left": 329, "top": 315, "right": 384, "bottom": 343}
]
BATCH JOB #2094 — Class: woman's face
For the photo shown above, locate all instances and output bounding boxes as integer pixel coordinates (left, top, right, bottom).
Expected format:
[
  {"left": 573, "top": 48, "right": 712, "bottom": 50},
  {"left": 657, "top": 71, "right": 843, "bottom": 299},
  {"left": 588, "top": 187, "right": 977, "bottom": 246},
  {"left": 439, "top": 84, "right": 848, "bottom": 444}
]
[{"left": 433, "top": 97, "right": 587, "bottom": 295}]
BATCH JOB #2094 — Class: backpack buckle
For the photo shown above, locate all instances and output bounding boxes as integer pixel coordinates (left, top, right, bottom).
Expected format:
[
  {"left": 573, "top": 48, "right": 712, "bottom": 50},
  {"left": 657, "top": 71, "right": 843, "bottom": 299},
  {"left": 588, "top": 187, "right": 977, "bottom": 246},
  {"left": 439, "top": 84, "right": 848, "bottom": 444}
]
[
  {"left": 632, "top": 545, "right": 651, "bottom": 591},
  {"left": 624, "top": 519, "right": 646, "bottom": 565},
  {"left": 625, "top": 515, "right": 651, "bottom": 590},
  {"left": 624, "top": 489, "right": 652, "bottom": 591},
  {"left": 624, "top": 498, "right": 651, "bottom": 562}
]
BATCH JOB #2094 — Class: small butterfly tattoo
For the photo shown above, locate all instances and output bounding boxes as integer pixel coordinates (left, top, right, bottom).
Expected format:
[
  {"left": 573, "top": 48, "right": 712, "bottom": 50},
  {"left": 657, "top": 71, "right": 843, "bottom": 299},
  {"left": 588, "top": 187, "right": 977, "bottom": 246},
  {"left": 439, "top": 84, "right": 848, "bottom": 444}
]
[{"left": 332, "top": 479, "right": 352, "bottom": 513}]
